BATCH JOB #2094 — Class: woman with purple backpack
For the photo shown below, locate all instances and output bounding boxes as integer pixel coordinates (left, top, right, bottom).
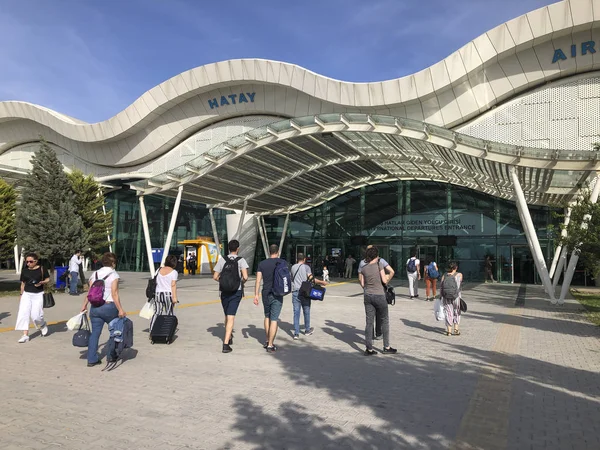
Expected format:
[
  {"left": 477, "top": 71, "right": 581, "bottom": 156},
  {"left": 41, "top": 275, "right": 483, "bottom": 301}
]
[{"left": 79, "top": 252, "right": 126, "bottom": 367}]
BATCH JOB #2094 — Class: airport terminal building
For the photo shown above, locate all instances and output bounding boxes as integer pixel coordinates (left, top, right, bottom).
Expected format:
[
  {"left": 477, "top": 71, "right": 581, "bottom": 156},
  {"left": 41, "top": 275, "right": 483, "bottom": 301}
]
[{"left": 1, "top": 0, "right": 600, "bottom": 294}]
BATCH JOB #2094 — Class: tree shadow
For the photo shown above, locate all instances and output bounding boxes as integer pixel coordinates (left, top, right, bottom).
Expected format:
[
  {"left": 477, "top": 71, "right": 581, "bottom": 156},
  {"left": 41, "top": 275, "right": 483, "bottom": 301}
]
[{"left": 225, "top": 335, "right": 600, "bottom": 449}]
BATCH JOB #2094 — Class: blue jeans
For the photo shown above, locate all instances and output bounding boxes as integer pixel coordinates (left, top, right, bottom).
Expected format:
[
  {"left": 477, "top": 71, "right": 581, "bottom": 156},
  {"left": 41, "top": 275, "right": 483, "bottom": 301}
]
[
  {"left": 69, "top": 271, "right": 79, "bottom": 294},
  {"left": 292, "top": 291, "right": 311, "bottom": 335},
  {"left": 88, "top": 302, "right": 119, "bottom": 364}
]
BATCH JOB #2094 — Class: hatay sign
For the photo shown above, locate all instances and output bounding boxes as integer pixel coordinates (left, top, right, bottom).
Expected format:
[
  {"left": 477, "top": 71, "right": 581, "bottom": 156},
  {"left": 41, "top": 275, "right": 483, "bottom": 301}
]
[
  {"left": 367, "top": 212, "right": 520, "bottom": 237},
  {"left": 208, "top": 92, "right": 255, "bottom": 109}
]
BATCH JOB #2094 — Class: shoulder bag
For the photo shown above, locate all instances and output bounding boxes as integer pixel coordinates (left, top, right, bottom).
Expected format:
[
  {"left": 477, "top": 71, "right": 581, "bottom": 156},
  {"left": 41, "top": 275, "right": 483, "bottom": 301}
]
[
  {"left": 72, "top": 314, "right": 91, "bottom": 347},
  {"left": 39, "top": 267, "right": 55, "bottom": 308}
]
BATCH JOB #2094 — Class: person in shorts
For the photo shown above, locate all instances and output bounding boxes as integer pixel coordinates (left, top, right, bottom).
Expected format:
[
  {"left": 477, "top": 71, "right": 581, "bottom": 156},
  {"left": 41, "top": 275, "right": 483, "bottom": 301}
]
[
  {"left": 254, "top": 244, "right": 285, "bottom": 353},
  {"left": 213, "top": 240, "right": 249, "bottom": 353}
]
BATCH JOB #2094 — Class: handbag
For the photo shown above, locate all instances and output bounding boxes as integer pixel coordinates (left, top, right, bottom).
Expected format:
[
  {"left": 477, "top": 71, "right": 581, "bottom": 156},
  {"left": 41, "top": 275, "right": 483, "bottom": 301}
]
[
  {"left": 384, "top": 285, "right": 395, "bottom": 306},
  {"left": 460, "top": 298, "right": 467, "bottom": 313},
  {"left": 309, "top": 285, "right": 326, "bottom": 301},
  {"left": 43, "top": 293, "right": 55, "bottom": 308},
  {"left": 434, "top": 298, "right": 445, "bottom": 321},
  {"left": 72, "top": 314, "right": 91, "bottom": 347},
  {"left": 139, "top": 300, "right": 156, "bottom": 320}
]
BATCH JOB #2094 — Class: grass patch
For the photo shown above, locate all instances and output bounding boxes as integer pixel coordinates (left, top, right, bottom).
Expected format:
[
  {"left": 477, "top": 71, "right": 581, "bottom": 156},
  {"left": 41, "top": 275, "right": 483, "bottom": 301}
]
[
  {"left": 0, "top": 280, "right": 21, "bottom": 297},
  {"left": 570, "top": 290, "right": 600, "bottom": 326}
]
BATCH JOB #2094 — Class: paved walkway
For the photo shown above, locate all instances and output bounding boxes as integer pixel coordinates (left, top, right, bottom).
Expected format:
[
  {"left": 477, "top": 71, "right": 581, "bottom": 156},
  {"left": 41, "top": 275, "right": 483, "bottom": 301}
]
[{"left": 0, "top": 271, "right": 599, "bottom": 449}]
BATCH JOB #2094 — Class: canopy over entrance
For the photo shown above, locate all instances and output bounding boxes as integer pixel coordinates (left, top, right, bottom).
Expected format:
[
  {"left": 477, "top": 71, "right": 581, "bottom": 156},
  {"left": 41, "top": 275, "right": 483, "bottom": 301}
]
[{"left": 131, "top": 113, "right": 600, "bottom": 214}]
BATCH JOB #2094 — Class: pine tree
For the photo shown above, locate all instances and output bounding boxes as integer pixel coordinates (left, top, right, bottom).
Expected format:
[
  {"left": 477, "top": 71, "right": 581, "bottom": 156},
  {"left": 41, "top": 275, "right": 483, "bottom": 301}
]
[
  {"left": 0, "top": 177, "right": 17, "bottom": 260},
  {"left": 67, "top": 169, "right": 113, "bottom": 257},
  {"left": 16, "top": 140, "right": 88, "bottom": 268}
]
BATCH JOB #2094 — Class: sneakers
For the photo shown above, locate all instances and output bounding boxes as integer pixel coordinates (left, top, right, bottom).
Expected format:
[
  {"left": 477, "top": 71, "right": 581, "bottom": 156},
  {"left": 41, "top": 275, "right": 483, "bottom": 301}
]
[
  {"left": 263, "top": 341, "right": 268, "bottom": 349},
  {"left": 41, "top": 325, "right": 49, "bottom": 337},
  {"left": 227, "top": 337, "right": 233, "bottom": 345},
  {"left": 87, "top": 360, "right": 102, "bottom": 367},
  {"left": 222, "top": 344, "right": 233, "bottom": 353},
  {"left": 266, "top": 345, "right": 277, "bottom": 353},
  {"left": 18, "top": 335, "right": 29, "bottom": 343},
  {"left": 293, "top": 334, "right": 299, "bottom": 340},
  {"left": 382, "top": 347, "right": 398, "bottom": 355},
  {"left": 305, "top": 327, "right": 314, "bottom": 336},
  {"left": 364, "top": 348, "right": 377, "bottom": 356}
]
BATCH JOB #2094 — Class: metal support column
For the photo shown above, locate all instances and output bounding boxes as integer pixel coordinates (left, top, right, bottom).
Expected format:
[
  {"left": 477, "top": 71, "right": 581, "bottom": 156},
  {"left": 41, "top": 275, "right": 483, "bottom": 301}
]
[
  {"left": 209, "top": 208, "right": 221, "bottom": 257},
  {"left": 258, "top": 216, "right": 269, "bottom": 256},
  {"left": 278, "top": 213, "right": 290, "bottom": 257},
  {"left": 549, "top": 206, "right": 571, "bottom": 280},
  {"left": 552, "top": 246, "right": 568, "bottom": 290},
  {"left": 235, "top": 201, "right": 247, "bottom": 240},
  {"left": 559, "top": 176, "right": 600, "bottom": 304},
  {"left": 161, "top": 186, "right": 183, "bottom": 267},
  {"left": 100, "top": 190, "right": 113, "bottom": 253},
  {"left": 510, "top": 167, "right": 555, "bottom": 302},
  {"left": 139, "top": 196, "right": 155, "bottom": 277},
  {"left": 14, "top": 244, "right": 20, "bottom": 274}
]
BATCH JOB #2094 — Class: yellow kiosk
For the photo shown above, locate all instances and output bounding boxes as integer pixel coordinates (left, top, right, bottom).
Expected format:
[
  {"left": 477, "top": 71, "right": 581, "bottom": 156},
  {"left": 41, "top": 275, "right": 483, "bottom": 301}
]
[{"left": 178, "top": 237, "right": 221, "bottom": 275}]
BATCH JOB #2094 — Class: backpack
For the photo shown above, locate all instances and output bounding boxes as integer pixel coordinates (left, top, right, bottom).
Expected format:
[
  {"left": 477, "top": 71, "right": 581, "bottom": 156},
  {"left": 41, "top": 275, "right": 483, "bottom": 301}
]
[
  {"left": 219, "top": 256, "right": 242, "bottom": 294},
  {"left": 427, "top": 262, "right": 439, "bottom": 279},
  {"left": 272, "top": 260, "right": 292, "bottom": 296},
  {"left": 441, "top": 273, "right": 459, "bottom": 301},
  {"left": 87, "top": 271, "right": 113, "bottom": 307},
  {"left": 406, "top": 258, "right": 417, "bottom": 273},
  {"left": 145, "top": 274, "right": 157, "bottom": 300}
]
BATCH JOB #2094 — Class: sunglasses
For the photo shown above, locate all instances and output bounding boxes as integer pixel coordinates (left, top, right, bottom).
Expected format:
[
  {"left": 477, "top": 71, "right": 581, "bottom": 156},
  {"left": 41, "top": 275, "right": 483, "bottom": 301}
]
[{"left": 26, "top": 260, "right": 36, "bottom": 264}]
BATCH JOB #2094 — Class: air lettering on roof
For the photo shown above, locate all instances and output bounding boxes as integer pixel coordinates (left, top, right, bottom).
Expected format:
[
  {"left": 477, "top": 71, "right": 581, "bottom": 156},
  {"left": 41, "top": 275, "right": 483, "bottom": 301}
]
[
  {"left": 208, "top": 92, "right": 256, "bottom": 109},
  {"left": 552, "top": 41, "right": 596, "bottom": 63}
]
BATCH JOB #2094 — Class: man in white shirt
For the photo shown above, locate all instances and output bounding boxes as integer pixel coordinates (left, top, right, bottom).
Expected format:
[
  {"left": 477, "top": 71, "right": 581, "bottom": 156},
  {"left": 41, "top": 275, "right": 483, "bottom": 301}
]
[
  {"left": 344, "top": 255, "right": 356, "bottom": 278},
  {"left": 213, "top": 240, "right": 249, "bottom": 354},
  {"left": 68, "top": 250, "right": 83, "bottom": 295},
  {"left": 406, "top": 249, "right": 421, "bottom": 299}
]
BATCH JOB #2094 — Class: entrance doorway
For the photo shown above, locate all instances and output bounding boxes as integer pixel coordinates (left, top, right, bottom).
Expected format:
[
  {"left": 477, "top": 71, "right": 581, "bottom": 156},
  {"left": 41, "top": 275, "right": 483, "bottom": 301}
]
[
  {"left": 512, "top": 245, "right": 535, "bottom": 284},
  {"left": 418, "top": 245, "right": 438, "bottom": 266},
  {"left": 295, "top": 244, "right": 313, "bottom": 267}
]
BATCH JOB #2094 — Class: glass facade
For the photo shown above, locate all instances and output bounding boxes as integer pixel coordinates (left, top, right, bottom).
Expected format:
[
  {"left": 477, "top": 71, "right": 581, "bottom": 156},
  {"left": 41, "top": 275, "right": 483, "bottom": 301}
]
[
  {"left": 107, "top": 181, "right": 562, "bottom": 284},
  {"left": 106, "top": 189, "right": 229, "bottom": 272},
  {"left": 264, "top": 181, "right": 559, "bottom": 283}
]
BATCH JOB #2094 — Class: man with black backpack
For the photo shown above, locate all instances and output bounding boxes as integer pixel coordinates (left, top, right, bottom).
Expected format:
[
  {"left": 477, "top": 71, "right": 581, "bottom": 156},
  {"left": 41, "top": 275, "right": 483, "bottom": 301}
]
[
  {"left": 213, "top": 240, "right": 249, "bottom": 353},
  {"left": 254, "top": 244, "right": 290, "bottom": 353},
  {"left": 406, "top": 249, "right": 421, "bottom": 299}
]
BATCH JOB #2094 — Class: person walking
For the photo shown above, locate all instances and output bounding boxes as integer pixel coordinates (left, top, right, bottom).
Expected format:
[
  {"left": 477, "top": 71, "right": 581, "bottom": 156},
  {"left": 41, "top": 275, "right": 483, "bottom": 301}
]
[
  {"left": 424, "top": 256, "right": 439, "bottom": 302},
  {"left": 290, "top": 253, "right": 327, "bottom": 340},
  {"left": 79, "top": 252, "right": 125, "bottom": 367},
  {"left": 344, "top": 255, "right": 356, "bottom": 278},
  {"left": 213, "top": 239, "right": 249, "bottom": 353},
  {"left": 358, "top": 245, "right": 395, "bottom": 340},
  {"left": 406, "top": 249, "right": 421, "bottom": 299},
  {"left": 151, "top": 255, "right": 179, "bottom": 334},
  {"left": 68, "top": 250, "right": 83, "bottom": 295},
  {"left": 440, "top": 261, "right": 463, "bottom": 336},
  {"left": 360, "top": 246, "right": 397, "bottom": 356},
  {"left": 485, "top": 255, "right": 497, "bottom": 283},
  {"left": 187, "top": 252, "right": 197, "bottom": 276},
  {"left": 15, "top": 252, "right": 50, "bottom": 343},
  {"left": 254, "top": 244, "right": 285, "bottom": 353}
]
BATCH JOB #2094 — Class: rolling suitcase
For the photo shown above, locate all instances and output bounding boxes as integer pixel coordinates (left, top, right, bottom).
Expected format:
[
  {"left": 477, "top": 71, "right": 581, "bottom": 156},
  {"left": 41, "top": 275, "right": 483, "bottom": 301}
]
[{"left": 150, "top": 314, "right": 178, "bottom": 345}]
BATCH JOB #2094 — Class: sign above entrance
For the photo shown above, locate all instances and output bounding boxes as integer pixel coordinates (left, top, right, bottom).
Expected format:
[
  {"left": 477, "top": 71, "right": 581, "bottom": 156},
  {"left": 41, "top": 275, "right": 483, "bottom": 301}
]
[
  {"left": 208, "top": 92, "right": 256, "bottom": 109},
  {"left": 367, "top": 213, "right": 518, "bottom": 237},
  {"left": 552, "top": 41, "right": 596, "bottom": 63}
]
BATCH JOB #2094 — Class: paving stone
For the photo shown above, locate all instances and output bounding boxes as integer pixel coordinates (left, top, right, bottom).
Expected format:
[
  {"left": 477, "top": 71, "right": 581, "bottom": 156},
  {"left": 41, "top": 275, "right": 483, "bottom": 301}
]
[{"left": 1, "top": 272, "right": 599, "bottom": 449}]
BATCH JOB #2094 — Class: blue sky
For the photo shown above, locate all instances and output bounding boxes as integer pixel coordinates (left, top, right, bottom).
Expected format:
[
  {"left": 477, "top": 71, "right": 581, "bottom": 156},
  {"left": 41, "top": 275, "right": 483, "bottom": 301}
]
[{"left": 0, "top": 0, "right": 554, "bottom": 123}]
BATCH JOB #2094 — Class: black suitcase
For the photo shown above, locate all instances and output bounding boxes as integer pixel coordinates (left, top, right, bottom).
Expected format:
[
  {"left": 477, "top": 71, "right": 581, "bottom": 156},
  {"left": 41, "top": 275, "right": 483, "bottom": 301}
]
[{"left": 150, "top": 315, "right": 178, "bottom": 345}]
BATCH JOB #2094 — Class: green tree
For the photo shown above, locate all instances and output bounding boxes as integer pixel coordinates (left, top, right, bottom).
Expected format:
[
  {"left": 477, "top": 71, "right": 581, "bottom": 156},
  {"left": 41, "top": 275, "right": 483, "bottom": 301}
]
[
  {"left": 16, "top": 140, "right": 88, "bottom": 268},
  {"left": 67, "top": 169, "right": 113, "bottom": 257},
  {"left": 557, "top": 186, "right": 600, "bottom": 283},
  {"left": 0, "top": 177, "right": 17, "bottom": 260}
]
